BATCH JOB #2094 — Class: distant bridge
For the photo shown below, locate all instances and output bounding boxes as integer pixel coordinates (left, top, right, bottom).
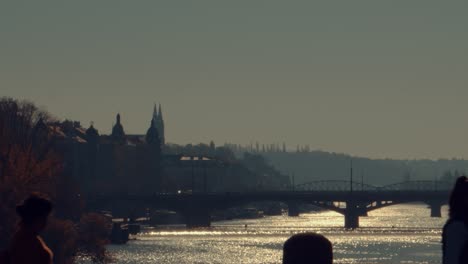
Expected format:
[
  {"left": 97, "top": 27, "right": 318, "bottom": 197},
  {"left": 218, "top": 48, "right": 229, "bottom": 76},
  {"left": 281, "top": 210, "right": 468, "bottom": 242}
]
[
  {"left": 295, "top": 180, "right": 452, "bottom": 192},
  {"left": 87, "top": 180, "right": 452, "bottom": 229}
]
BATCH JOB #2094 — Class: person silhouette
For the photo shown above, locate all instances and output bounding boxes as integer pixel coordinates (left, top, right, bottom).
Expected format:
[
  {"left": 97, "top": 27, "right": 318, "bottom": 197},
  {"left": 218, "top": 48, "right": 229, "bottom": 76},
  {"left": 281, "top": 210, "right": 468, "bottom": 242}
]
[
  {"left": 442, "top": 176, "right": 468, "bottom": 264},
  {"left": 283, "top": 233, "right": 333, "bottom": 264},
  {"left": 7, "top": 194, "right": 54, "bottom": 264}
]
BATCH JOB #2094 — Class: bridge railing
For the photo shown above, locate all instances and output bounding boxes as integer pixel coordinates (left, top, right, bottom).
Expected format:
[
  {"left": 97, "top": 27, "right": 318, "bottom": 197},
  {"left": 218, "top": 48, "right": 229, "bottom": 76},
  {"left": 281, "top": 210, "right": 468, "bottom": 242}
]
[
  {"left": 378, "top": 180, "right": 452, "bottom": 192},
  {"left": 294, "top": 180, "right": 453, "bottom": 192},
  {"left": 294, "top": 180, "right": 378, "bottom": 192}
]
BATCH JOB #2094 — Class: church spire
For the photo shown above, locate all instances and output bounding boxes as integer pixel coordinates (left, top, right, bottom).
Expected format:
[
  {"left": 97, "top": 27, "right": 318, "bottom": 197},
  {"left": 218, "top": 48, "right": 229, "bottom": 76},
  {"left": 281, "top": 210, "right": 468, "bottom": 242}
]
[
  {"left": 146, "top": 118, "right": 161, "bottom": 146},
  {"left": 158, "top": 103, "right": 163, "bottom": 120},
  {"left": 149, "top": 103, "right": 165, "bottom": 146},
  {"left": 153, "top": 103, "right": 158, "bottom": 120}
]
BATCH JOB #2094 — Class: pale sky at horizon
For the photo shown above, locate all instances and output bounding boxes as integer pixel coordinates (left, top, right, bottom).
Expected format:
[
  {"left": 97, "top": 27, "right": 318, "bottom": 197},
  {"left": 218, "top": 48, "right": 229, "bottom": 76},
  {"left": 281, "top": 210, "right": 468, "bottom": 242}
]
[{"left": 1, "top": 1, "right": 467, "bottom": 160}]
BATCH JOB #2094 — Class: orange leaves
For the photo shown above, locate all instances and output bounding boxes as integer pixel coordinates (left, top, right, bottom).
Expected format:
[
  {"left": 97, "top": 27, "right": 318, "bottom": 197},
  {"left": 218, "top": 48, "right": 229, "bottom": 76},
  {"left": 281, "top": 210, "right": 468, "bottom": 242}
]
[
  {"left": 0, "top": 97, "right": 62, "bottom": 249},
  {"left": 0, "top": 143, "right": 60, "bottom": 198}
]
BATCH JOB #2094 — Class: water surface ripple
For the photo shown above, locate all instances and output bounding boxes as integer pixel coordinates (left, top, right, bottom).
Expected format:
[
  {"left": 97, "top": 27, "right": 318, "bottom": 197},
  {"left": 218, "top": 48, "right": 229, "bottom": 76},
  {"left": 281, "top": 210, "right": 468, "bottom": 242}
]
[{"left": 101, "top": 203, "right": 447, "bottom": 264}]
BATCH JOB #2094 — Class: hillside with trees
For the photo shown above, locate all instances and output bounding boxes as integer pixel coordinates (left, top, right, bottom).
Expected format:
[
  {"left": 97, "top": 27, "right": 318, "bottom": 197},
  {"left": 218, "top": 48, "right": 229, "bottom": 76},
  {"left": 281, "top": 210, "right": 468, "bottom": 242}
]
[{"left": 225, "top": 143, "right": 467, "bottom": 186}]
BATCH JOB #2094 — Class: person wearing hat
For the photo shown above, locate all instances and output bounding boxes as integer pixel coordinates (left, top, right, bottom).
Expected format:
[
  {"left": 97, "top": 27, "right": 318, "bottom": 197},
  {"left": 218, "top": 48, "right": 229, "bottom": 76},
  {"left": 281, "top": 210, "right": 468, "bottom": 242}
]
[{"left": 7, "top": 194, "right": 54, "bottom": 264}]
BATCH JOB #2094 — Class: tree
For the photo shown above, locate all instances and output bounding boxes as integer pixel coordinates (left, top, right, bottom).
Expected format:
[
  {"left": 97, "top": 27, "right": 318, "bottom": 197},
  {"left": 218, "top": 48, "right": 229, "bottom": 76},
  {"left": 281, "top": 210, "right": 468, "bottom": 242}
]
[
  {"left": 214, "top": 147, "right": 236, "bottom": 162},
  {"left": 0, "top": 97, "right": 110, "bottom": 263},
  {"left": 0, "top": 98, "right": 60, "bottom": 249},
  {"left": 209, "top": 140, "right": 215, "bottom": 152}
]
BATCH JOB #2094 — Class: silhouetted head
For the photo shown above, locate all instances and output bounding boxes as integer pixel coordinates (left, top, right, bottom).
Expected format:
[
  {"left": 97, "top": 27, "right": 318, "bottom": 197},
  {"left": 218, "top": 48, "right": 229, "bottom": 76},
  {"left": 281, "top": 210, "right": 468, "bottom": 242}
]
[
  {"left": 283, "top": 233, "right": 333, "bottom": 264},
  {"left": 448, "top": 176, "right": 468, "bottom": 221},
  {"left": 16, "top": 194, "right": 53, "bottom": 233}
]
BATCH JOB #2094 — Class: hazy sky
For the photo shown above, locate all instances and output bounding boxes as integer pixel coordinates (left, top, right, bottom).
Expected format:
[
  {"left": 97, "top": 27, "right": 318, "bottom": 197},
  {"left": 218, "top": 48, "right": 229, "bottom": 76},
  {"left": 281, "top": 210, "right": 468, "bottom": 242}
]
[{"left": 1, "top": 1, "right": 467, "bottom": 159}]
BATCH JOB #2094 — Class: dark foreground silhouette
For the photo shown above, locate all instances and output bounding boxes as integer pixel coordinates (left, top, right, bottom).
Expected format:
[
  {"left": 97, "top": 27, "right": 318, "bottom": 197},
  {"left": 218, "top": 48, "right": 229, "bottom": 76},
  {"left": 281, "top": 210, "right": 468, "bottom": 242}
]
[
  {"left": 283, "top": 233, "right": 333, "bottom": 264},
  {"left": 4, "top": 184, "right": 468, "bottom": 264},
  {"left": 443, "top": 176, "right": 468, "bottom": 264},
  {"left": 1, "top": 194, "right": 53, "bottom": 264}
]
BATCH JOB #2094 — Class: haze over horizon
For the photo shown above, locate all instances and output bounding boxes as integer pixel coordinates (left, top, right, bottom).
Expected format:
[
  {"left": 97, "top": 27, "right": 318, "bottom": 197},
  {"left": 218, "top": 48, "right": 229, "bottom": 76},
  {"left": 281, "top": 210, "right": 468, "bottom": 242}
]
[{"left": 1, "top": 1, "right": 467, "bottom": 160}]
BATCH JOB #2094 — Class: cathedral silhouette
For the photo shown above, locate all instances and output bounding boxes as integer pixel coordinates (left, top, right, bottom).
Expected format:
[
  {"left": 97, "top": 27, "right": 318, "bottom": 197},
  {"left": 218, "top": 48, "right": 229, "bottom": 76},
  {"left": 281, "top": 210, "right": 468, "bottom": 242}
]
[{"left": 110, "top": 103, "right": 165, "bottom": 146}]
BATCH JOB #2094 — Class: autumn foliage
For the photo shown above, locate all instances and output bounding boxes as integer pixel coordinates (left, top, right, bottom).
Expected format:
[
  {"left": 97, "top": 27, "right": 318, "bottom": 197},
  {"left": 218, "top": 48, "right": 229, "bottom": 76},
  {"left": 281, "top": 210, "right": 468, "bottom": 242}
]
[{"left": 0, "top": 97, "right": 110, "bottom": 263}]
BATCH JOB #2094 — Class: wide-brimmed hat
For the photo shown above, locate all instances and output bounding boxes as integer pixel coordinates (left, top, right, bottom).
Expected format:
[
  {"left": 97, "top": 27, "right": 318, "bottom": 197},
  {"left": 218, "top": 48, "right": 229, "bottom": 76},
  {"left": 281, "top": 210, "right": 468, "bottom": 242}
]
[{"left": 16, "top": 194, "right": 53, "bottom": 222}]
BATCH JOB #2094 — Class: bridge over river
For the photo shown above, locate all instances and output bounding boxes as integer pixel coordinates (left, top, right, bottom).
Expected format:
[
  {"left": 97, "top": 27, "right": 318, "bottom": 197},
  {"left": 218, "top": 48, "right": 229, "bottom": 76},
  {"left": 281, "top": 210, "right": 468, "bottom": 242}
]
[{"left": 88, "top": 180, "right": 452, "bottom": 229}]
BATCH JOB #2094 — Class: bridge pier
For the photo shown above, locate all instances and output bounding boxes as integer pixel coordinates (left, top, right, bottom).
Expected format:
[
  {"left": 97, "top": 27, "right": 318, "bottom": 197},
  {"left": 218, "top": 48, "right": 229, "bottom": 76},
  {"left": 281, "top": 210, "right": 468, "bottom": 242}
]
[
  {"left": 358, "top": 210, "right": 368, "bottom": 217},
  {"left": 428, "top": 202, "right": 442, "bottom": 218},
  {"left": 184, "top": 207, "right": 211, "bottom": 228},
  {"left": 344, "top": 202, "right": 359, "bottom": 229},
  {"left": 288, "top": 203, "right": 300, "bottom": 217}
]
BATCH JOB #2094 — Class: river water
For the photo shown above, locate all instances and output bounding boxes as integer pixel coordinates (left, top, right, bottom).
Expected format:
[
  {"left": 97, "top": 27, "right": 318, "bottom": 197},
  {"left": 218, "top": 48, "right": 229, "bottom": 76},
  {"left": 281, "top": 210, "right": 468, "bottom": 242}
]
[{"left": 105, "top": 203, "right": 447, "bottom": 264}]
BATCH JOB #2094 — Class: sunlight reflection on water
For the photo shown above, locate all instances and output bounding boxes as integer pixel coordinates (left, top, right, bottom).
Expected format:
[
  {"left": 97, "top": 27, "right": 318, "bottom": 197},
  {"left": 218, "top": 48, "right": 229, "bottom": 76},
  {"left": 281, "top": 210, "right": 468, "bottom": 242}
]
[{"left": 88, "top": 203, "right": 448, "bottom": 264}]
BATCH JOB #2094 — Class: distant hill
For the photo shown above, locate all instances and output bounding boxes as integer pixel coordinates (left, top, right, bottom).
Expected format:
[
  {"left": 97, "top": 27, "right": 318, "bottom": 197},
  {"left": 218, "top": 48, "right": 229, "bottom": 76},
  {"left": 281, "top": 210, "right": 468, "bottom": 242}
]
[{"left": 260, "top": 151, "right": 468, "bottom": 186}]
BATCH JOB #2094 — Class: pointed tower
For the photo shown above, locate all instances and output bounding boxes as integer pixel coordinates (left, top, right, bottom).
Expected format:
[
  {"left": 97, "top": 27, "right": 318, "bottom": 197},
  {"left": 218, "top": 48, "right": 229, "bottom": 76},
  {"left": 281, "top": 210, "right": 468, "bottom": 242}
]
[
  {"left": 158, "top": 104, "right": 162, "bottom": 119},
  {"left": 154, "top": 103, "right": 165, "bottom": 145},
  {"left": 152, "top": 103, "right": 158, "bottom": 128},
  {"left": 111, "top": 113, "right": 126, "bottom": 144},
  {"left": 146, "top": 119, "right": 161, "bottom": 147}
]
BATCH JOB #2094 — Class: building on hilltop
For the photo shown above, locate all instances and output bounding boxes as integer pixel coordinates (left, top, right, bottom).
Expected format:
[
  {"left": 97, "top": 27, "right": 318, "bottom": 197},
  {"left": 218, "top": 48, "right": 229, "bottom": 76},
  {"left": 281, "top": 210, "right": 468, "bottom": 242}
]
[
  {"left": 36, "top": 105, "right": 288, "bottom": 196},
  {"left": 38, "top": 106, "right": 167, "bottom": 195}
]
